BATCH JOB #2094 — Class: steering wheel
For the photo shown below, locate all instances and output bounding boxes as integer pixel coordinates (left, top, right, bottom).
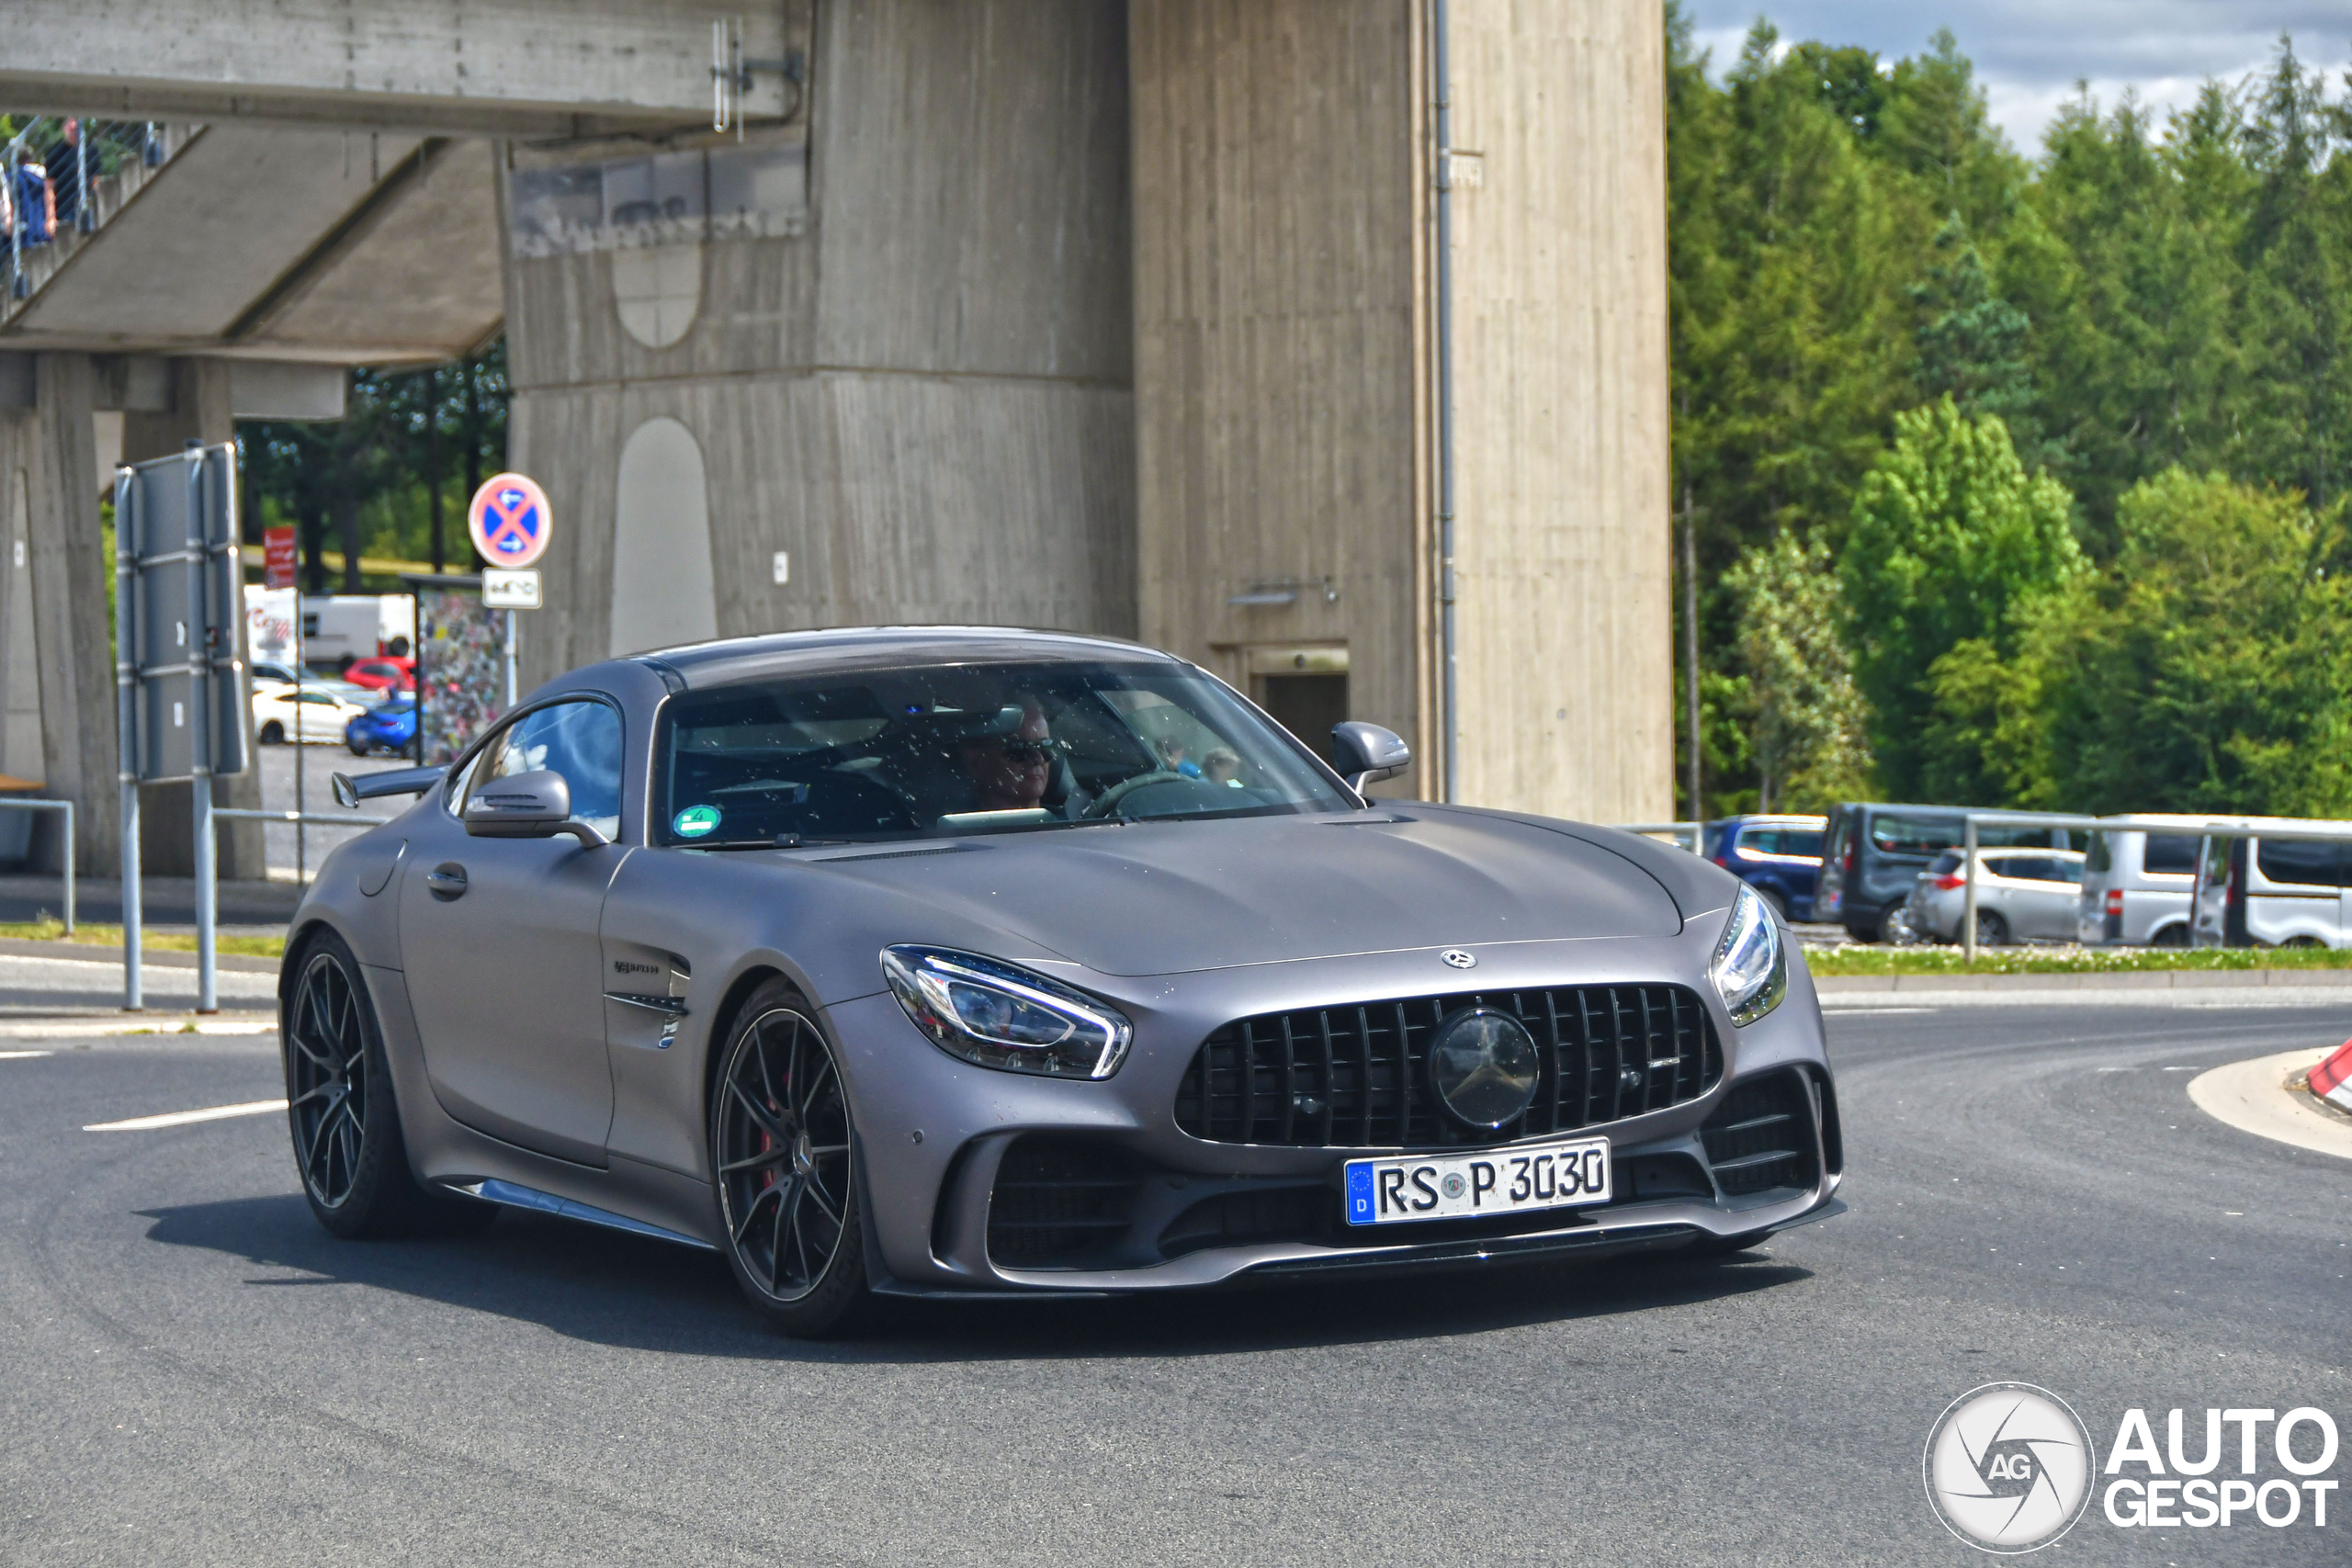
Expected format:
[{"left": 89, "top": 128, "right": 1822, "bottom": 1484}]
[{"left": 1081, "top": 771, "right": 1189, "bottom": 819}]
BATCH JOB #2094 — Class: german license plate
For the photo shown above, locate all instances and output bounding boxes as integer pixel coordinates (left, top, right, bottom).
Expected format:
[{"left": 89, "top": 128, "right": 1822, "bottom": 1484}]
[{"left": 1343, "top": 1135, "right": 1611, "bottom": 1226}]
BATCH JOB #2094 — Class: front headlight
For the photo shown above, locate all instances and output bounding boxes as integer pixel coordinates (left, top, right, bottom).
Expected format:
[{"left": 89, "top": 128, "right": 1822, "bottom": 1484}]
[
  {"left": 1710, "top": 884, "right": 1786, "bottom": 1027},
  {"left": 881, "top": 945, "right": 1133, "bottom": 1079}
]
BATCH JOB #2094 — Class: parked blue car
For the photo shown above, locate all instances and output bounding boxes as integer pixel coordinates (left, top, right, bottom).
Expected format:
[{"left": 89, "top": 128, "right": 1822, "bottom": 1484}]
[
  {"left": 345, "top": 694, "right": 417, "bottom": 758},
  {"left": 1706, "top": 814, "right": 1827, "bottom": 922}
]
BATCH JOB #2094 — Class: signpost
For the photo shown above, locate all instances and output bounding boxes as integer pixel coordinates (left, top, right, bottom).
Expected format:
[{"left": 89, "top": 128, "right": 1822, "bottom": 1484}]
[
  {"left": 468, "top": 473, "right": 550, "bottom": 709},
  {"left": 115, "top": 443, "right": 247, "bottom": 1012}
]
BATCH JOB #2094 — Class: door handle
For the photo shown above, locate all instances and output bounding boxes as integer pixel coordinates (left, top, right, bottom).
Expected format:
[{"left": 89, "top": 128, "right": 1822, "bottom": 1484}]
[{"left": 425, "top": 863, "right": 469, "bottom": 899}]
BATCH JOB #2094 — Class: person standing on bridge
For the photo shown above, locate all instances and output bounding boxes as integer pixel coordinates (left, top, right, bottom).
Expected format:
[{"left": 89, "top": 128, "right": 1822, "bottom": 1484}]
[{"left": 42, "top": 118, "right": 83, "bottom": 230}]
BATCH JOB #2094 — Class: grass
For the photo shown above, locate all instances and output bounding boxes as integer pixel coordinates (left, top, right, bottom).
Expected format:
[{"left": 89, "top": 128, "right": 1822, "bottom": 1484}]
[
  {"left": 0, "top": 919, "right": 286, "bottom": 959},
  {"left": 1804, "top": 941, "right": 2352, "bottom": 976}
]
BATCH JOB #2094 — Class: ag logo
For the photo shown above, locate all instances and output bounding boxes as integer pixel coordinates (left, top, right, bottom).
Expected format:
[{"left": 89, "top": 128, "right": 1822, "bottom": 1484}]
[{"left": 1924, "top": 1383, "right": 2097, "bottom": 1553}]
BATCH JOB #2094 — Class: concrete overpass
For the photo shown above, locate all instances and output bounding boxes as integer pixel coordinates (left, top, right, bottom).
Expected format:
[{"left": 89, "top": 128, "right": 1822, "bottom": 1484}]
[{"left": 2, "top": 0, "right": 1670, "bottom": 879}]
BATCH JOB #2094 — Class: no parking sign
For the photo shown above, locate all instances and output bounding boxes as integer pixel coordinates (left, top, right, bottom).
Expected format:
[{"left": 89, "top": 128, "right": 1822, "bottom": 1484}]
[{"left": 468, "top": 473, "right": 552, "bottom": 570}]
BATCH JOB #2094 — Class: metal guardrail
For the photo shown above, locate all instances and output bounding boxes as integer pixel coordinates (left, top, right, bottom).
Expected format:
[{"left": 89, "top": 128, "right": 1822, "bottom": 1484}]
[
  {"left": 0, "top": 797, "right": 73, "bottom": 932},
  {"left": 1958, "top": 811, "right": 2352, "bottom": 964},
  {"left": 6, "top": 116, "right": 171, "bottom": 302}
]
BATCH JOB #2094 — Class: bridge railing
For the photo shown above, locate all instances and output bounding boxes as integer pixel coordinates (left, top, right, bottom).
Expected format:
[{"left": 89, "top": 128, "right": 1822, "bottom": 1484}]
[{"left": 4, "top": 116, "right": 192, "bottom": 307}]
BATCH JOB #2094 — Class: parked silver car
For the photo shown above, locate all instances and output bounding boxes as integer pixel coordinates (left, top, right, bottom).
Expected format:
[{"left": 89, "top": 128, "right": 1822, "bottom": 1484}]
[
  {"left": 2075, "top": 822, "right": 2201, "bottom": 946},
  {"left": 1905, "top": 847, "right": 2087, "bottom": 945}
]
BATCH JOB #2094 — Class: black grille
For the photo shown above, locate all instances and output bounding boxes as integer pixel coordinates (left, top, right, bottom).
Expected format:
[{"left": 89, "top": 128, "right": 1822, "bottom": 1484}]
[
  {"left": 985, "top": 1137, "right": 1142, "bottom": 1269},
  {"left": 1159, "top": 1186, "right": 1333, "bottom": 1258},
  {"left": 1700, "top": 1069, "right": 1820, "bottom": 1196},
  {"left": 1173, "top": 984, "right": 1723, "bottom": 1148}
]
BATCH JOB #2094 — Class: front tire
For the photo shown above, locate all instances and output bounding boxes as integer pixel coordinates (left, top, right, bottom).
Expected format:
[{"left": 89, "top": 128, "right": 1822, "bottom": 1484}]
[
  {"left": 283, "top": 930, "right": 496, "bottom": 1239},
  {"left": 711, "top": 982, "right": 870, "bottom": 1337},
  {"left": 259, "top": 720, "right": 285, "bottom": 745}
]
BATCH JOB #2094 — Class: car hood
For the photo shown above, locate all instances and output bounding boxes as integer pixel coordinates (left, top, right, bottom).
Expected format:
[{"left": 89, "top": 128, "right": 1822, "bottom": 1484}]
[{"left": 789, "top": 807, "right": 1684, "bottom": 977}]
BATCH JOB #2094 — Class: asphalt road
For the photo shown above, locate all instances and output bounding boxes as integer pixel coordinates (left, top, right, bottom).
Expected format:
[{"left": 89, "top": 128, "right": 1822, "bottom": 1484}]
[{"left": 3, "top": 998, "right": 2347, "bottom": 1566}]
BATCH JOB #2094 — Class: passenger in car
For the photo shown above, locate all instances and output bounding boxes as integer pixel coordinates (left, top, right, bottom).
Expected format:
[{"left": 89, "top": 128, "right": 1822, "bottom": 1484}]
[
  {"left": 1202, "top": 747, "right": 1242, "bottom": 787},
  {"left": 1153, "top": 736, "right": 1204, "bottom": 778}
]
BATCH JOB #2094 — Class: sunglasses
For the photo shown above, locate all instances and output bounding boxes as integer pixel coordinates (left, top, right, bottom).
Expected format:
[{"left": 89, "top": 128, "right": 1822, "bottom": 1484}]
[{"left": 965, "top": 737, "right": 1058, "bottom": 762}]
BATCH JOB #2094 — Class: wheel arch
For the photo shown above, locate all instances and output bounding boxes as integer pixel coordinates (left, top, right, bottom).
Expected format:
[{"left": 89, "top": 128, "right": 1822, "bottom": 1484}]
[{"left": 700, "top": 963, "right": 797, "bottom": 1134}]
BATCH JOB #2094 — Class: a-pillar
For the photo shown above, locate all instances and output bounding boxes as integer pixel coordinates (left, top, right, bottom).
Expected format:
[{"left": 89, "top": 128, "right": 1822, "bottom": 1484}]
[
  {"left": 117, "top": 359, "right": 267, "bottom": 879},
  {"left": 508, "top": 0, "right": 1136, "bottom": 692}
]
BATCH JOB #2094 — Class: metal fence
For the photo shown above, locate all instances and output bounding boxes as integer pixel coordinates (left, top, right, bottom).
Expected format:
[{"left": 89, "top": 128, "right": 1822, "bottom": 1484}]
[{"left": 5, "top": 115, "right": 170, "bottom": 301}]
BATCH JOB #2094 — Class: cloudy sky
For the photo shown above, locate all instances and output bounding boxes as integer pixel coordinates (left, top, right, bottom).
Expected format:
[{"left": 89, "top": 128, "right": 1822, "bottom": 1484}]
[{"left": 1678, "top": 1, "right": 2352, "bottom": 154}]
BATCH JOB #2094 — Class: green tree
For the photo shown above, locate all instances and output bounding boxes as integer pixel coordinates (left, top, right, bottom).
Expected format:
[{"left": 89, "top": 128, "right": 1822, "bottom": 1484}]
[
  {"left": 2237, "top": 37, "right": 2349, "bottom": 513},
  {"left": 1911, "top": 217, "right": 2058, "bottom": 471},
  {"left": 1722, "top": 530, "right": 1873, "bottom": 811},
  {"left": 2035, "top": 469, "right": 2352, "bottom": 815},
  {"left": 1838, "top": 400, "right": 2085, "bottom": 796}
]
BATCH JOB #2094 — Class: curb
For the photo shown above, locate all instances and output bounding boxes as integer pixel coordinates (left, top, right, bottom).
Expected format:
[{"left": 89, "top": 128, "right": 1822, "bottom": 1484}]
[
  {"left": 1815, "top": 967, "right": 2352, "bottom": 994},
  {"left": 2186, "top": 1048, "right": 2352, "bottom": 1162}
]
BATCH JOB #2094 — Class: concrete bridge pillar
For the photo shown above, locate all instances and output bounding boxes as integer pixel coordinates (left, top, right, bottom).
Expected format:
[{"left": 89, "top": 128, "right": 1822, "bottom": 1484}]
[
  {"left": 0, "top": 355, "right": 269, "bottom": 880},
  {"left": 0, "top": 355, "right": 116, "bottom": 877},
  {"left": 510, "top": 0, "right": 1136, "bottom": 690}
]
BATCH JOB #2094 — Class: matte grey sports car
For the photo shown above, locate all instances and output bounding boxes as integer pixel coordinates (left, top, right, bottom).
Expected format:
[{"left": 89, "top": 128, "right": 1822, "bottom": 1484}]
[{"left": 285, "top": 627, "right": 1845, "bottom": 1335}]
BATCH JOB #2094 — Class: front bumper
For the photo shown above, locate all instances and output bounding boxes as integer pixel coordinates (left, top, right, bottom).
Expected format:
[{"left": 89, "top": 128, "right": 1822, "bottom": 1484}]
[{"left": 826, "top": 931, "right": 1846, "bottom": 1296}]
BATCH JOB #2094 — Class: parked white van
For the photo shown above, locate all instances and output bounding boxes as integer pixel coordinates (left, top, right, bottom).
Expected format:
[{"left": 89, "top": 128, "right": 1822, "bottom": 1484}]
[
  {"left": 2189, "top": 823, "right": 2352, "bottom": 948},
  {"left": 2075, "top": 820, "right": 2205, "bottom": 946}
]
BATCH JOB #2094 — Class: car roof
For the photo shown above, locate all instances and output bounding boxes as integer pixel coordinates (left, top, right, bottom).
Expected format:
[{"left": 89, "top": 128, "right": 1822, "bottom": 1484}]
[{"left": 628, "top": 626, "right": 1186, "bottom": 691}]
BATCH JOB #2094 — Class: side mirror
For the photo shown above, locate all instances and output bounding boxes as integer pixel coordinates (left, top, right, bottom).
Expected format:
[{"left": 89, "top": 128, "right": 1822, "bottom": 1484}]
[
  {"left": 461, "top": 769, "right": 608, "bottom": 847},
  {"left": 1329, "top": 721, "right": 1412, "bottom": 795}
]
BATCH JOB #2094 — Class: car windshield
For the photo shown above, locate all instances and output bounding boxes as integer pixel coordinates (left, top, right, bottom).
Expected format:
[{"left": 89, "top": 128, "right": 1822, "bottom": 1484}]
[{"left": 655, "top": 659, "right": 1356, "bottom": 845}]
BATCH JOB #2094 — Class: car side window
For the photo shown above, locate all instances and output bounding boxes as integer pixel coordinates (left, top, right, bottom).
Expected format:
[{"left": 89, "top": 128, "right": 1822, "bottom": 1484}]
[{"left": 462, "top": 699, "right": 625, "bottom": 840}]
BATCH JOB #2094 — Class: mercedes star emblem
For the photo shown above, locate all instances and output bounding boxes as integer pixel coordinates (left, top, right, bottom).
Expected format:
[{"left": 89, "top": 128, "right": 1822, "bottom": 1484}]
[{"left": 1441, "top": 949, "right": 1477, "bottom": 969}]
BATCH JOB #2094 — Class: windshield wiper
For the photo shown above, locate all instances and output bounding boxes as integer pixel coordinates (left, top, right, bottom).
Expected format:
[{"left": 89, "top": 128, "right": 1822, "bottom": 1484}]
[{"left": 691, "top": 835, "right": 854, "bottom": 851}]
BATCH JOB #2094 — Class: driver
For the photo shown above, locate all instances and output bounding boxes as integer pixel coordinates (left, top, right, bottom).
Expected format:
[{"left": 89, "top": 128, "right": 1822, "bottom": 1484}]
[{"left": 956, "top": 697, "right": 1056, "bottom": 812}]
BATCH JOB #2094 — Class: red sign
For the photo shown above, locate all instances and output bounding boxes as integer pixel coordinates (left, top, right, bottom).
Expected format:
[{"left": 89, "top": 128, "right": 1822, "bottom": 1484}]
[
  {"left": 467, "top": 473, "right": 552, "bottom": 570},
  {"left": 263, "top": 525, "right": 297, "bottom": 590}
]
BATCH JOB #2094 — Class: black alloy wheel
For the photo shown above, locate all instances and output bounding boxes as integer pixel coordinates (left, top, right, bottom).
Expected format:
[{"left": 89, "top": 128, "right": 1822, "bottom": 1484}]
[
  {"left": 283, "top": 931, "right": 496, "bottom": 1239},
  {"left": 712, "top": 984, "right": 869, "bottom": 1335},
  {"left": 1973, "top": 909, "right": 2010, "bottom": 947},
  {"left": 288, "top": 947, "right": 370, "bottom": 1211}
]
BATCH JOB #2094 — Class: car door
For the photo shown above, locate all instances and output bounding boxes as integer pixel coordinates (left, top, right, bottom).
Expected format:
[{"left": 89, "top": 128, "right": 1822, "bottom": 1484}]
[
  {"left": 397, "top": 696, "right": 629, "bottom": 1167},
  {"left": 2007, "top": 856, "right": 2078, "bottom": 939}
]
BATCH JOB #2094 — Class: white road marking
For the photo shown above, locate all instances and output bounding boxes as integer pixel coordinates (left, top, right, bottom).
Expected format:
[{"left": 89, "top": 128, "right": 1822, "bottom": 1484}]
[
  {"left": 1820, "top": 1006, "right": 1935, "bottom": 1016},
  {"left": 85, "top": 1099, "right": 288, "bottom": 1133},
  {"left": 0, "top": 1049, "right": 53, "bottom": 1059}
]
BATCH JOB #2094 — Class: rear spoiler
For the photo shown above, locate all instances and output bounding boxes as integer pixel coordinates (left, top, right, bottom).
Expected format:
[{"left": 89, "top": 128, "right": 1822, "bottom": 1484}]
[{"left": 332, "top": 766, "right": 447, "bottom": 809}]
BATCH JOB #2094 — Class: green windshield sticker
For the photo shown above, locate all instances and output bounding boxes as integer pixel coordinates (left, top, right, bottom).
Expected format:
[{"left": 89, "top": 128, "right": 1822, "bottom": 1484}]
[{"left": 673, "top": 804, "right": 721, "bottom": 839}]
